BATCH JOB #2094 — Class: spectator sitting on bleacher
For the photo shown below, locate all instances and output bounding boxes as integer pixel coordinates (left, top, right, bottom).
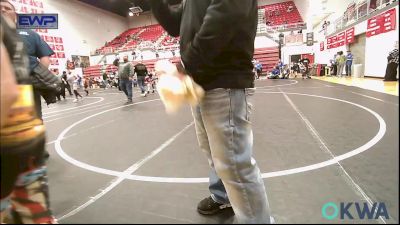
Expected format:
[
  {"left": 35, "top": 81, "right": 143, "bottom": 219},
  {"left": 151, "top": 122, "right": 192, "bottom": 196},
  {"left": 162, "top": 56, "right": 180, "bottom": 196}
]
[{"left": 287, "top": 6, "right": 293, "bottom": 12}]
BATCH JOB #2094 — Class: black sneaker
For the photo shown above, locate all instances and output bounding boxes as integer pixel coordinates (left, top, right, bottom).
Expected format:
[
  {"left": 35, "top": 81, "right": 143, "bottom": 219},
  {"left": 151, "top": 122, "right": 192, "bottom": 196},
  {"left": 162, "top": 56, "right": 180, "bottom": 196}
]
[
  {"left": 197, "top": 196, "right": 232, "bottom": 215},
  {"left": 44, "top": 150, "right": 50, "bottom": 160}
]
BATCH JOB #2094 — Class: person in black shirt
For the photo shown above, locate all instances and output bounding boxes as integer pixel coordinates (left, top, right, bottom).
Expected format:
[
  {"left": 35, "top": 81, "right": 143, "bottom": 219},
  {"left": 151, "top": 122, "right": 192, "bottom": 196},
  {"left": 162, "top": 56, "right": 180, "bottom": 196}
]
[
  {"left": 62, "top": 71, "right": 73, "bottom": 96},
  {"left": 149, "top": 1, "right": 272, "bottom": 223},
  {"left": 134, "top": 63, "right": 149, "bottom": 96},
  {"left": 299, "top": 58, "right": 311, "bottom": 79}
]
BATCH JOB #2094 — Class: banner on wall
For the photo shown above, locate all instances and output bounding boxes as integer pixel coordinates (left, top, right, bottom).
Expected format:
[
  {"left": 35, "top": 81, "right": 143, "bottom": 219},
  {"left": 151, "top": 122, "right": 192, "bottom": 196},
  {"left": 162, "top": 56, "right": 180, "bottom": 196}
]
[
  {"left": 367, "top": 8, "right": 396, "bottom": 37},
  {"left": 381, "top": 8, "right": 396, "bottom": 33},
  {"left": 337, "top": 31, "right": 346, "bottom": 47},
  {"left": 55, "top": 45, "right": 64, "bottom": 51},
  {"left": 57, "top": 52, "right": 66, "bottom": 58},
  {"left": 11, "top": 2, "right": 44, "bottom": 14},
  {"left": 326, "top": 27, "right": 355, "bottom": 49},
  {"left": 306, "top": 32, "right": 314, "bottom": 46},
  {"left": 71, "top": 55, "right": 90, "bottom": 68},
  {"left": 11, "top": 0, "right": 68, "bottom": 69},
  {"left": 50, "top": 59, "right": 59, "bottom": 66},
  {"left": 367, "top": 15, "right": 382, "bottom": 37},
  {"left": 345, "top": 27, "right": 355, "bottom": 44},
  {"left": 285, "top": 33, "right": 303, "bottom": 45},
  {"left": 54, "top": 37, "right": 63, "bottom": 43}
]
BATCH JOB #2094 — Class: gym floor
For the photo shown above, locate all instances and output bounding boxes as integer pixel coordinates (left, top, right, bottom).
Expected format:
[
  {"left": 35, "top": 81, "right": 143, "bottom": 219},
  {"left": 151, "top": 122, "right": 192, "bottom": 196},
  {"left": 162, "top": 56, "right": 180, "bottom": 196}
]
[{"left": 43, "top": 78, "right": 399, "bottom": 224}]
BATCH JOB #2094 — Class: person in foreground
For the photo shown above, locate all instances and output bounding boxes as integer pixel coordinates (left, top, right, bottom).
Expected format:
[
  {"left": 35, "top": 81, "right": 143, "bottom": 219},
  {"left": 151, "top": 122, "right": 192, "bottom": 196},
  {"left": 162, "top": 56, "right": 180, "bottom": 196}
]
[{"left": 149, "top": 0, "right": 272, "bottom": 223}]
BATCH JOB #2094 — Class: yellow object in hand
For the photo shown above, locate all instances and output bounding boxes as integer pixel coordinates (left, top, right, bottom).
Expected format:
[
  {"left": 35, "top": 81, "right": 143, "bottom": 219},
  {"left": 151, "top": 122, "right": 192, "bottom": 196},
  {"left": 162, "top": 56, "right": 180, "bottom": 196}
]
[{"left": 155, "top": 60, "right": 204, "bottom": 114}]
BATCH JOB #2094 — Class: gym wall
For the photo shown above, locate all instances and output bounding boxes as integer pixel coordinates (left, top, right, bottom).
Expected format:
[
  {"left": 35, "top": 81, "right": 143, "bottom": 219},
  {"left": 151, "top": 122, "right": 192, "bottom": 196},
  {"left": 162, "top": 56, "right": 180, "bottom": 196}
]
[{"left": 313, "top": 4, "right": 399, "bottom": 77}]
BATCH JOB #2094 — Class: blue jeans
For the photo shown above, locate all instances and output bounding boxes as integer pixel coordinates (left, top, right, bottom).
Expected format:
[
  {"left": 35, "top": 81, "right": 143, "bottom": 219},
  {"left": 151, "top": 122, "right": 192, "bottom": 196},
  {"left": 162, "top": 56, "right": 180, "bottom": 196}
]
[
  {"left": 192, "top": 88, "right": 271, "bottom": 224},
  {"left": 346, "top": 63, "right": 352, "bottom": 76},
  {"left": 137, "top": 76, "right": 146, "bottom": 94},
  {"left": 119, "top": 79, "right": 133, "bottom": 101}
]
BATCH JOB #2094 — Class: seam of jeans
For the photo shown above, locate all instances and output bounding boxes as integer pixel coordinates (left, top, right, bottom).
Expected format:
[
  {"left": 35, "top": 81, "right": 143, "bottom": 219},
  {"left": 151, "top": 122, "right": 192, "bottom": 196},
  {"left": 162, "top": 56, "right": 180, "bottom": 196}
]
[
  {"left": 228, "top": 90, "right": 254, "bottom": 219},
  {"left": 228, "top": 89, "right": 233, "bottom": 127},
  {"left": 244, "top": 89, "right": 249, "bottom": 121}
]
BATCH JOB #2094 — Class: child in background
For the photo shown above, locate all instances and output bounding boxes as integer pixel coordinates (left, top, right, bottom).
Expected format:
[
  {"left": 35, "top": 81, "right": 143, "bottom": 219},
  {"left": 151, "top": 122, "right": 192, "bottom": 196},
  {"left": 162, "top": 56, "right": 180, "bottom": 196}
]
[
  {"left": 145, "top": 71, "right": 156, "bottom": 94},
  {"left": 83, "top": 78, "right": 89, "bottom": 96},
  {"left": 73, "top": 75, "right": 83, "bottom": 102},
  {"left": 267, "top": 66, "right": 281, "bottom": 79}
]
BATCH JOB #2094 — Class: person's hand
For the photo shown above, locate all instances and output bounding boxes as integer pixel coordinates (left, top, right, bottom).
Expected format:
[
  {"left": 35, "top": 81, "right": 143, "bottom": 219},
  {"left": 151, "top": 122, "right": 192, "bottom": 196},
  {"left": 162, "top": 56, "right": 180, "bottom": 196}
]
[{"left": 154, "top": 60, "right": 186, "bottom": 80}]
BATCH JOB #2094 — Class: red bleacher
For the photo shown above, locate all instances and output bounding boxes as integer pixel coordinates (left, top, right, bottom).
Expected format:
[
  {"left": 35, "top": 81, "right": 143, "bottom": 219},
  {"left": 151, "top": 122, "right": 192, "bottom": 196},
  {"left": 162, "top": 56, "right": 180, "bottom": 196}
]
[
  {"left": 253, "top": 47, "right": 280, "bottom": 73},
  {"left": 138, "top": 24, "right": 164, "bottom": 43},
  {"left": 161, "top": 35, "right": 180, "bottom": 47},
  {"left": 96, "top": 25, "right": 166, "bottom": 54},
  {"left": 260, "top": 1, "right": 304, "bottom": 27},
  {"left": 96, "top": 27, "right": 142, "bottom": 54},
  {"left": 83, "top": 64, "right": 118, "bottom": 77},
  {"left": 85, "top": 47, "right": 278, "bottom": 77}
]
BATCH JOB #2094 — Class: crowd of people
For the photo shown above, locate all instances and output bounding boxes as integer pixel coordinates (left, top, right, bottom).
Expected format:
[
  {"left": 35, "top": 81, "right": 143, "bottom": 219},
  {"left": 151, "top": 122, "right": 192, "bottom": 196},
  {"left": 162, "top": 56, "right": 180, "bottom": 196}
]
[
  {"left": 327, "top": 50, "right": 354, "bottom": 77},
  {"left": 253, "top": 58, "right": 312, "bottom": 80},
  {"left": 48, "top": 59, "right": 159, "bottom": 105},
  {"left": 113, "top": 56, "right": 158, "bottom": 104}
]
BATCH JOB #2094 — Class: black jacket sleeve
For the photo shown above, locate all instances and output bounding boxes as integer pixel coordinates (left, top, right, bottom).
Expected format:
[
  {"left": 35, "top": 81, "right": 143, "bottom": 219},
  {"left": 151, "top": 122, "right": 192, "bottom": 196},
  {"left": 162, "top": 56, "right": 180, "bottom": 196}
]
[
  {"left": 181, "top": 0, "right": 254, "bottom": 74},
  {"left": 148, "top": 0, "right": 182, "bottom": 37}
]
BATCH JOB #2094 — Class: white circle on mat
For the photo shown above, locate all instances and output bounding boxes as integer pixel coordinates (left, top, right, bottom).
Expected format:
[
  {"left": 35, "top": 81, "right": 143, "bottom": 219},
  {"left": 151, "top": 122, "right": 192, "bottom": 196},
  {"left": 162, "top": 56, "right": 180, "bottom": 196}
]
[{"left": 54, "top": 92, "right": 386, "bottom": 183}]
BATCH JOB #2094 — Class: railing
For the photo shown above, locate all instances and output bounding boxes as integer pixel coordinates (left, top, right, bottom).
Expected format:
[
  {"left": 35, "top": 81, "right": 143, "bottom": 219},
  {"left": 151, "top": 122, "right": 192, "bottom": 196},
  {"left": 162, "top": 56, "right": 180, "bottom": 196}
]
[{"left": 327, "top": 0, "right": 395, "bottom": 35}]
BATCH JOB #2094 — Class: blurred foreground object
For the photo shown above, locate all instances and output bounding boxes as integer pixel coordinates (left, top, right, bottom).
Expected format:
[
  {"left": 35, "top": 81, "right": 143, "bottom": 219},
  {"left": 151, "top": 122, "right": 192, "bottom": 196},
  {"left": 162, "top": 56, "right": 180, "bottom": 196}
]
[{"left": 155, "top": 60, "right": 204, "bottom": 114}]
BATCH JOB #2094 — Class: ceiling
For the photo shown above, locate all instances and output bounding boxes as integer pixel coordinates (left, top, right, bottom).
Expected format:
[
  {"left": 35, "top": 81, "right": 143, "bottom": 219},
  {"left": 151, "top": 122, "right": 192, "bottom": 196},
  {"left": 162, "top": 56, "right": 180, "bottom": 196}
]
[{"left": 78, "top": 0, "right": 182, "bottom": 17}]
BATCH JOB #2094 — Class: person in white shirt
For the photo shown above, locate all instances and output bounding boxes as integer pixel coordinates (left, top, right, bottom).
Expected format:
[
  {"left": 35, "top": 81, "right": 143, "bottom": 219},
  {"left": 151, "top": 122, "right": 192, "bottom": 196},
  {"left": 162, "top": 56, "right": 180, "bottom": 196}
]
[{"left": 71, "top": 72, "right": 83, "bottom": 102}]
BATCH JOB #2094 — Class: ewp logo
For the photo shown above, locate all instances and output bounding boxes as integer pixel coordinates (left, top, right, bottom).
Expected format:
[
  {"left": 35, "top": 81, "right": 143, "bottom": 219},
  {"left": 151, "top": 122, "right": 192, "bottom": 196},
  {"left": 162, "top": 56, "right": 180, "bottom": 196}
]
[
  {"left": 17, "top": 14, "right": 58, "bottom": 29},
  {"left": 321, "top": 202, "right": 389, "bottom": 220}
]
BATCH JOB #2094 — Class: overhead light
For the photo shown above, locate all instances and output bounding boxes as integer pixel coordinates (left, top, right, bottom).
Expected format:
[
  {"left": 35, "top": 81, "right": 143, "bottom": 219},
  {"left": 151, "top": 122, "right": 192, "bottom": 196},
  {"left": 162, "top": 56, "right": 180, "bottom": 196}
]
[{"left": 129, "top": 6, "right": 143, "bottom": 14}]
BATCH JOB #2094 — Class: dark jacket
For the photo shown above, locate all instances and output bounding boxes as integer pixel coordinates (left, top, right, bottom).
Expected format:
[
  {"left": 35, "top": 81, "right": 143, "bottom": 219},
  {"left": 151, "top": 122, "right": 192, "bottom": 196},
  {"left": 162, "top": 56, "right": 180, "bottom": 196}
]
[
  {"left": 149, "top": 0, "right": 258, "bottom": 90},
  {"left": 134, "top": 63, "right": 148, "bottom": 77}
]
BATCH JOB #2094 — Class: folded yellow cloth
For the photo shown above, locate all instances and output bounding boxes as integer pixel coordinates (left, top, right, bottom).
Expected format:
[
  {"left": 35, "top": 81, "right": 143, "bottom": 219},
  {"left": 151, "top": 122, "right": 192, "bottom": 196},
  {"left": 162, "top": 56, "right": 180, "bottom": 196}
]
[{"left": 155, "top": 60, "right": 204, "bottom": 114}]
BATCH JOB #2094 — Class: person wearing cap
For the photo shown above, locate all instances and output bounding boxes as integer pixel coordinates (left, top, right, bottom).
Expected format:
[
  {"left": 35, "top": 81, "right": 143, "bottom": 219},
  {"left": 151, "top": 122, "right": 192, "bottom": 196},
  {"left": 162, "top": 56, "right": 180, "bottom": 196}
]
[{"left": 0, "top": 0, "right": 57, "bottom": 223}]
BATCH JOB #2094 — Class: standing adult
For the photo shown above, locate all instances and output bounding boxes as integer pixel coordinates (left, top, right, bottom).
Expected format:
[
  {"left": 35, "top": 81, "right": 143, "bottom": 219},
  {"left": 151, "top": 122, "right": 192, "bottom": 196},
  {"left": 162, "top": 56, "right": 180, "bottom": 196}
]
[
  {"left": 336, "top": 51, "right": 346, "bottom": 77},
  {"left": 118, "top": 56, "right": 134, "bottom": 104},
  {"left": 15, "top": 11, "right": 55, "bottom": 119},
  {"left": 134, "top": 62, "right": 149, "bottom": 96},
  {"left": 331, "top": 53, "right": 338, "bottom": 76},
  {"left": 345, "top": 50, "right": 354, "bottom": 77},
  {"left": 384, "top": 45, "right": 399, "bottom": 81},
  {"left": 62, "top": 71, "right": 73, "bottom": 96},
  {"left": 149, "top": 0, "right": 272, "bottom": 223},
  {"left": 0, "top": 2, "right": 56, "bottom": 223}
]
